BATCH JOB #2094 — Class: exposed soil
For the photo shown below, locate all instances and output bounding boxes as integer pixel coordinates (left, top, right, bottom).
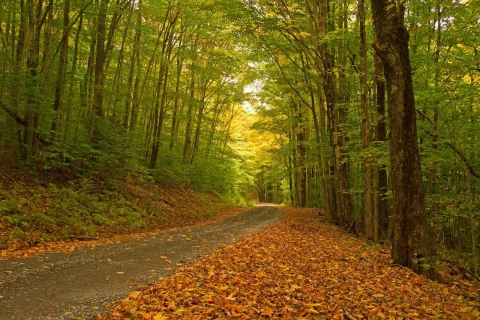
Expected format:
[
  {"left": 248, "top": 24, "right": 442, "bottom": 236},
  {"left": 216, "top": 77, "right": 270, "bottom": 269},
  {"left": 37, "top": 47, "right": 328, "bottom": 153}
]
[{"left": 0, "top": 204, "right": 283, "bottom": 320}]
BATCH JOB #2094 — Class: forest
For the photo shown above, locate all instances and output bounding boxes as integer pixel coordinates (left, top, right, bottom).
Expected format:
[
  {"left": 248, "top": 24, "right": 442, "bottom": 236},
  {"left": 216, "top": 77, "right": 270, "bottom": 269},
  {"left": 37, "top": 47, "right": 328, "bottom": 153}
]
[{"left": 0, "top": 0, "right": 479, "bottom": 279}]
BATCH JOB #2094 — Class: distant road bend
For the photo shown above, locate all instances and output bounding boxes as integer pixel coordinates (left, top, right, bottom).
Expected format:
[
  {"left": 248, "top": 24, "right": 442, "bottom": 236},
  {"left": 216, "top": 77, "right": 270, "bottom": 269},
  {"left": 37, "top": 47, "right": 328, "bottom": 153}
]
[{"left": 0, "top": 204, "right": 283, "bottom": 320}]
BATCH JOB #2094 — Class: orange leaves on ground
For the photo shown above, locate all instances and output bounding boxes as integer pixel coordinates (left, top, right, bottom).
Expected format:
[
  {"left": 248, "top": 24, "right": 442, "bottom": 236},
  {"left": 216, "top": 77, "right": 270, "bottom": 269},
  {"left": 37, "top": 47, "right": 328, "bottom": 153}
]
[{"left": 100, "top": 208, "right": 480, "bottom": 319}]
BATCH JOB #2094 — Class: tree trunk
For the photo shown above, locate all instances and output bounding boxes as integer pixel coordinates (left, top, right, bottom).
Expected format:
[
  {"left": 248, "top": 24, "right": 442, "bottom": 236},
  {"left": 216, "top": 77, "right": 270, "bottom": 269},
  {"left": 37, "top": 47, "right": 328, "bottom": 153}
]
[
  {"left": 371, "top": 0, "right": 436, "bottom": 278},
  {"left": 51, "top": 0, "right": 69, "bottom": 143},
  {"left": 373, "top": 55, "right": 389, "bottom": 242},
  {"left": 183, "top": 62, "right": 196, "bottom": 164},
  {"left": 358, "top": 0, "right": 373, "bottom": 239},
  {"left": 92, "top": 0, "right": 109, "bottom": 120}
]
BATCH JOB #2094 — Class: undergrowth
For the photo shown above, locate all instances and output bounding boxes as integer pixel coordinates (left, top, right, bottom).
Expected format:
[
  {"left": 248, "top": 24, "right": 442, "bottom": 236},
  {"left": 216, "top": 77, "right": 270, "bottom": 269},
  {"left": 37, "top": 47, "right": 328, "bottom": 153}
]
[{"left": 0, "top": 170, "right": 248, "bottom": 251}]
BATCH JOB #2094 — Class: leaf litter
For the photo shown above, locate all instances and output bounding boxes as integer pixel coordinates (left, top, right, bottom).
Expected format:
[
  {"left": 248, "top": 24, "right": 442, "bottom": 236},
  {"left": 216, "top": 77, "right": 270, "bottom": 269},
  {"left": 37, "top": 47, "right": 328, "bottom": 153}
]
[{"left": 99, "top": 207, "right": 480, "bottom": 319}]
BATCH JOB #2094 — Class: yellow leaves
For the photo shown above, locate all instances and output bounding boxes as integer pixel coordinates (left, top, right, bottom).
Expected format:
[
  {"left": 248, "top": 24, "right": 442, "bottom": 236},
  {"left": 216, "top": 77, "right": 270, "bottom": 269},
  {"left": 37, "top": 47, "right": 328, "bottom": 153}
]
[
  {"left": 201, "top": 294, "right": 215, "bottom": 303},
  {"left": 129, "top": 291, "right": 142, "bottom": 299},
  {"left": 385, "top": 3, "right": 396, "bottom": 11},
  {"left": 172, "top": 308, "right": 186, "bottom": 315},
  {"left": 305, "top": 307, "right": 319, "bottom": 314},
  {"left": 266, "top": 11, "right": 277, "bottom": 18},
  {"left": 298, "top": 31, "right": 310, "bottom": 38},
  {"left": 325, "top": 277, "right": 338, "bottom": 283},
  {"left": 254, "top": 269, "right": 266, "bottom": 278},
  {"left": 262, "top": 306, "right": 274, "bottom": 316},
  {"left": 460, "top": 306, "right": 472, "bottom": 313},
  {"left": 138, "top": 311, "right": 152, "bottom": 319},
  {"left": 290, "top": 284, "right": 301, "bottom": 291},
  {"left": 277, "top": 54, "right": 288, "bottom": 66}
]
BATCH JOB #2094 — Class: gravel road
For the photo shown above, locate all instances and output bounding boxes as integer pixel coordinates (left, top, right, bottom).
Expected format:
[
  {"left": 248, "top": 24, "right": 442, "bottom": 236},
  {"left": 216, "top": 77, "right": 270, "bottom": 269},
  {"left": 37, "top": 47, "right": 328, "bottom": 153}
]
[{"left": 0, "top": 204, "right": 283, "bottom": 320}]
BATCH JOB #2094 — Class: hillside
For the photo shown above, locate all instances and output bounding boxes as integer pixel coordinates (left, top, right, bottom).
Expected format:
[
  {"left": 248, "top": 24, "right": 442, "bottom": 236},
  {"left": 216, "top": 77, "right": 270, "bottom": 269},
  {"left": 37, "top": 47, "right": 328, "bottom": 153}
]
[{"left": 0, "top": 166, "right": 247, "bottom": 258}]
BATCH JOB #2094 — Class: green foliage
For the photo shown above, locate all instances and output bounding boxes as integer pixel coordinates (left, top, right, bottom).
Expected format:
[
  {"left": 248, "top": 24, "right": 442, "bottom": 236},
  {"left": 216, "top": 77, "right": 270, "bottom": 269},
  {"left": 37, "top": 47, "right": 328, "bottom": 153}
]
[{"left": 0, "top": 181, "right": 151, "bottom": 244}]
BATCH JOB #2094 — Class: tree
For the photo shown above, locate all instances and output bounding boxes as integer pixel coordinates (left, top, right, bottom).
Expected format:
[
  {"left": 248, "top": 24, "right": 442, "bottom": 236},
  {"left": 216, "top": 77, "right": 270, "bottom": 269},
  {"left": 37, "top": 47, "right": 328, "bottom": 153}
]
[{"left": 371, "top": 0, "right": 435, "bottom": 278}]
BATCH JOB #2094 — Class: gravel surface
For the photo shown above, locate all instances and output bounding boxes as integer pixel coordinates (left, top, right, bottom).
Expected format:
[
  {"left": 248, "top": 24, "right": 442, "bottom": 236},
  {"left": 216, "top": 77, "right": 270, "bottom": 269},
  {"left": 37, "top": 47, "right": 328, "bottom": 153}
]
[{"left": 0, "top": 204, "right": 283, "bottom": 320}]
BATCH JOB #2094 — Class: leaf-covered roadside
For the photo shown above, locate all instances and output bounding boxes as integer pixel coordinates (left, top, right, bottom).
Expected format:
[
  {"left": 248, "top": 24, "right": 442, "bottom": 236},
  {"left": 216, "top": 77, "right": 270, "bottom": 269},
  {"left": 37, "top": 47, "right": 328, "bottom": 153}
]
[
  {"left": 0, "top": 170, "right": 245, "bottom": 258},
  {"left": 99, "top": 207, "right": 480, "bottom": 319}
]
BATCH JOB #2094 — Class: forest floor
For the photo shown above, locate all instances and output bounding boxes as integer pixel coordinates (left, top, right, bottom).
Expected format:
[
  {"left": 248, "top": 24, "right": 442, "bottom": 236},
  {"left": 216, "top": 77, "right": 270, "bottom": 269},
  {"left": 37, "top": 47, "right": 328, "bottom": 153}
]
[
  {"left": 0, "top": 164, "right": 247, "bottom": 258},
  {"left": 100, "top": 207, "right": 480, "bottom": 320}
]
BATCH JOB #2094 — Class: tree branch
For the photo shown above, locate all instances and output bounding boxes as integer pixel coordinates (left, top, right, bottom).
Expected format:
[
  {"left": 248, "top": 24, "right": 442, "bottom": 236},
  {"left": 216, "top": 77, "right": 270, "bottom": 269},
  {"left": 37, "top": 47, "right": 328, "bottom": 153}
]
[
  {"left": 420, "top": 125, "right": 480, "bottom": 178},
  {"left": 0, "top": 101, "right": 49, "bottom": 146},
  {"left": 445, "top": 141, "right": 480, "bottom": 178},
  {"left": 0, "top": 101, "right": 27, "bottom": 126}
]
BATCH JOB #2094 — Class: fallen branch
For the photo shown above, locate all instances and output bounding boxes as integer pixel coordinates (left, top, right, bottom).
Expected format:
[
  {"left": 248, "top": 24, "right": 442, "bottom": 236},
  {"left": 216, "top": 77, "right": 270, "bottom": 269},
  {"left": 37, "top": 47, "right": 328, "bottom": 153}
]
[
  {"left": 333, "top": 257, "right": 350, "bottom": 262},
  {"left": 160, "top": 198, "right": 174, "bottom": 206},
  {"left": 356, "top": 251, "right": 373, "bottom": 264},
  {"left": 346, "top": 219, "right": 356, "bottom": 234},
  {"left": 442, "top": 259, "right": 480, "bottom": 283},
  {"left": 0, "top": 170, "right": 17, "bottom": 184}
]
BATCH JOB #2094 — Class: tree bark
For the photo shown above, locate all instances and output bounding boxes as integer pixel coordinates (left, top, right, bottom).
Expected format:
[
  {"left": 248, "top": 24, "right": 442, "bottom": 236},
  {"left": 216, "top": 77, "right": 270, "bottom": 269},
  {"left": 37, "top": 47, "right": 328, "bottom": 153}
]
[
  {"left": 371, "top": 0, "right": 436, "bottom": 278},
  {"left": 358, "top": 0, "right": 373, "bottom": 240},
  {"left": 51, "top": 0, "right": 69, "bottom": 143},
  {"left": 373, "top": 55, "right": 389, "bottom": 241}
]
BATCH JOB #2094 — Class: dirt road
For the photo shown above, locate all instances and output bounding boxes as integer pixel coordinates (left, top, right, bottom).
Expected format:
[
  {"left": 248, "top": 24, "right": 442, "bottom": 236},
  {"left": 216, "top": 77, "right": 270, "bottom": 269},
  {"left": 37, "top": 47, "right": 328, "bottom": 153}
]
[{"left": 0, "top": 204, "right": 283, "bottom": 320}]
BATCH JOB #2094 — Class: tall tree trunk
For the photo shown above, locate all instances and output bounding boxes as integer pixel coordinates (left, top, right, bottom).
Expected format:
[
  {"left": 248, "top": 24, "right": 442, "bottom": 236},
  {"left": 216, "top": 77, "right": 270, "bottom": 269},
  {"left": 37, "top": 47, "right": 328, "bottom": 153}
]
[
  {"left": 183, "top": 64, "right": 196, "bottom": 164},
  {"left": 169, "top": 51, "right": 184, "bottom": 153},
  {"left": 318, "top": 0, "right": 351, "bottom": 227},
  {"left": 358, "top": 0, "right": 373, "bottom": 239},
  {"left": 371, "top": 0, "right": 436, "bottom": 278},
  {"left": 373, "top": 55, "right": 389, "bottom": 241},
  {"left": 124, "top": 0, "right": 142, "bottom": 130},
  {"left": 429, "top": 2, "right": 442, "bottom": 195},
  {"left": 51, "top": 0, "right": 69, "bottom": 143},
  {"left": 92, "top": 0, "right": 109, "bottom": 120},
  {"left": 25, "top": 0, "right": 51, "bottom": 163}
]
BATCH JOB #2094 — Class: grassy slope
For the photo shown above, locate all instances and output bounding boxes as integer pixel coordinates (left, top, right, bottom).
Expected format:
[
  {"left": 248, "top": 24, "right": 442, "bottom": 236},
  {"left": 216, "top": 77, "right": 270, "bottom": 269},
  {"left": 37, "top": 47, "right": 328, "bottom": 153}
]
[{"left": 0, "top": 166, "right": 246, "bottom": 257}]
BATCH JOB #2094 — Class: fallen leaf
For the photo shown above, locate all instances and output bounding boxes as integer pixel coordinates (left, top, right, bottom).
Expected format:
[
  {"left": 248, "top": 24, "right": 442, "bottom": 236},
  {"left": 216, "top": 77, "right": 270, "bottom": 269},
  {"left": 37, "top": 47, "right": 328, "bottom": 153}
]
[
  {"left": 139, "top": 311, "right": 151, "bottom": 319},
  {"left": 172, "top": 308, "right": 186, "bottom": 315}
]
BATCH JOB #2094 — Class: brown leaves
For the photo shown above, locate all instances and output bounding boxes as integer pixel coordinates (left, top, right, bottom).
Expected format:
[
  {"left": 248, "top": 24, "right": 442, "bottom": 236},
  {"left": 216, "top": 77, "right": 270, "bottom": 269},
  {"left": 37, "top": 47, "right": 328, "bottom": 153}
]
[{"left": 100, "top": 207, "right": 480, "bottom": 319}]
